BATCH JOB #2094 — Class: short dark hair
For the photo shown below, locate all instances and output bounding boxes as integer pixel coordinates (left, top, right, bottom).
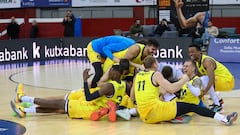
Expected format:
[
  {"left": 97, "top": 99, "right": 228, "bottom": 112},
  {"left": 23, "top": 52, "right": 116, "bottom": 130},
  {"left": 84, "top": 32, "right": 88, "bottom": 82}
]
[
  {"left": 161, "top": 66, "right": 173, "bottom": 81},
  {"left": 119, "top": 58, "right": 129, "bottom": 72},
  {"left": 188, "top": 44, "right": 201, "bottom": 51},
  {"left": 111, "top": 65, "right": 122, "bottom": 74},
  {"left": 148, "top": 38, "right": 160, "bottom": 48},
  {"left": 161, "top": 18, "right": 167, "bottom": 23},
  {"left": 136, "top": 39, "right": 149, "bottom": 45},
  {"left": 143, "top": 55, "right": 156, "bottom": 69}
]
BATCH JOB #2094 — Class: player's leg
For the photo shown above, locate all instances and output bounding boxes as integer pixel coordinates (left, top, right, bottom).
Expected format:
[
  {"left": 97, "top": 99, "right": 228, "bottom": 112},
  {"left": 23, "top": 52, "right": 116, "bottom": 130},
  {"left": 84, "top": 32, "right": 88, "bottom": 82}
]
[
  {"left": 91, "top": 62, "right": 103, "bottom": 88},
  {"left": 14, "top": 83, "right": 66, "bottom": 109},
  {"left": 200, "top": 76, "right": 223, "bottom": 112},
  {"left": 10, "top": 99, "right": 66, "bottom": 118},
  {"left": 87, "top": 42, "right": 103, "bottom": 88},
  {"left": 176, "top": 102, "right": 238, "bottom": 126}
]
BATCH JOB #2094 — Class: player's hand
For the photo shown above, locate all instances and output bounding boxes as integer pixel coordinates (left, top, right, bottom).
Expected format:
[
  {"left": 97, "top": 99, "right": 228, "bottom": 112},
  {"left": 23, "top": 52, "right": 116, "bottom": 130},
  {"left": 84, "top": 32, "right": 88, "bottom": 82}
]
[
  {"left": 199, "top": 90, "right": 207, "bottom": 98},
  {"left": 139, "top": 64, "right": 145, "bottom": 70},
  {"left": 83, "top": 68, "right": 93, "bottom": 82},
  {"left": 113, "top": 57, "right": 120, "bottom": 63},
  {"left": 174, "top": 0, "right": 184, "bottom": 8}
]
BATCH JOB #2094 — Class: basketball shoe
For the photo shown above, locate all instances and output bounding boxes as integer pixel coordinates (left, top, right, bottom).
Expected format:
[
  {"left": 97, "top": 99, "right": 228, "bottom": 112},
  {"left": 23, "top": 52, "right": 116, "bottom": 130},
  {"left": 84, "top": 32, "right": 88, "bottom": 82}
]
[
  {"left": 116, "top": 109, "right": 131, "bottom": 121},
  {"left": 209, "top": 98, "right": 224, "bottom": 113},
  {"left": 90, "top": 108, "right": 109, "bottom": 121},
  {"left": 223, "top": 112, "right": 238, "bottom": 126},
  {"left": 107, "top": 101, "right": 116, "bottom": 122},
  {"left": 14, "top": 83, "right": 25, "bottom": 103},
  {"left": 90, "top": 101, "right": 116, "bottom": 122},
  {"left": 170, "top": 114, "right": 192, "bottom": 124},
  {"left": 209, "top": 104, "right": 223, "bottom": 113},
  {"left": 10, "top": 100, "right": 26, "bottom": 118}
]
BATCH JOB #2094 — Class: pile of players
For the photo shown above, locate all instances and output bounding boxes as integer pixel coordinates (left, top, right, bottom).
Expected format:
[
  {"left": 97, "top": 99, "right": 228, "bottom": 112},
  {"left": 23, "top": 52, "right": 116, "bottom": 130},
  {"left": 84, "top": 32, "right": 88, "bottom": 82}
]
[
  {"left": 10, "top": 0, "right": 238, "bottom": 126},
  {"left": 11, "top": 34, "right": 237, "bottom": 126}
]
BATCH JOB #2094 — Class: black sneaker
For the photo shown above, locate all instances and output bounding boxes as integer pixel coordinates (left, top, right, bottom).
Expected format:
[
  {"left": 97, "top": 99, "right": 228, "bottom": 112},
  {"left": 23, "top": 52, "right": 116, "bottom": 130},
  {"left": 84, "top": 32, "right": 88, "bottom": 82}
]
[
  {"left": 209, "top": 104, "right": 223, "bottom": 113},
  {"left": 219, "top": 99, "right": 224, "bottom": 107}
]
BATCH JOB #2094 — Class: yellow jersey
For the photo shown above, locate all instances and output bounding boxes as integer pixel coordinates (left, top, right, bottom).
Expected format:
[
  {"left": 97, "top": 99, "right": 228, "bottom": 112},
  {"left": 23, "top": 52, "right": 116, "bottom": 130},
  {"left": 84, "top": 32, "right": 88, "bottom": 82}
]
[
  {"left": 196, "top": 54, "right": 233, "bottom": 81},
  {"left": 134, "top": 70, "right": 177, "bottom": 123},
  {"left": 67, "top": 80, "right": 127, "bottom": 119},
  {"left": 177, "top": 76, "right": 200, "bottom": 105},
  {"left": 103, "top": 43, "right": 145, "bottom": 77},
  {"left": 94, "top": 80, "right": 127, "bottom": 107}
]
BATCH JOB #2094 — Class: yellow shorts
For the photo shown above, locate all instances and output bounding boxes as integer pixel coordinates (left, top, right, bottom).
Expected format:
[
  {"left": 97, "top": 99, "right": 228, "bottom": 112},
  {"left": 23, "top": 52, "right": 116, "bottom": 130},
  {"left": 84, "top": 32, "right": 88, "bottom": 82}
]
[
  {"left": 66, "top": 88, "right": 99, "bottom": 100},
  {"left": 87, "top": 42, "right": 103, "bottom": 63},
  {"left": 102, "top": 58, "right": 115, "bottom": 73},
  {"left": 119, "top": 95, "right": 135, "bottom": 109},
  {"left": 215, "top": 76, "right": 235, "bottom": 91},
  {"left": 140, "top": 100, "right": 177, "bottom": 124},
  {"left": 67, "top": 99, "right": 100, "bottom": 119}
]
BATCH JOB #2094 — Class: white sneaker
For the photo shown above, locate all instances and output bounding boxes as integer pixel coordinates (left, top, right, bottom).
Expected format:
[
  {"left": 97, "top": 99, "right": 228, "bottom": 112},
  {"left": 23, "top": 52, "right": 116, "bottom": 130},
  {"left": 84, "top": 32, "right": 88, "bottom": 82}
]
[{"left": 116, "top": 109, "right": 131, "bottom": 121}]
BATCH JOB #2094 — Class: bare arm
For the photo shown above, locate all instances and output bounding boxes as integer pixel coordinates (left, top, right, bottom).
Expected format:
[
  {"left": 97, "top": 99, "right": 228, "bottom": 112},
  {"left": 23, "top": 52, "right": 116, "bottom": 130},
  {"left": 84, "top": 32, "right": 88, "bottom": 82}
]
[
  {"left": 98, "top": 67, "right": 111, "bottom": 87},
  {"left": 200, "top": 58, "right": 216, "bottom": 97},
  {"left": 123, "top": 44, "right": 144, "bottom": 70},
  {"left": 153, "top": 71, "right": 189, "bottom": 94},
  {"left": 83, "top": 68, "right": 113, "bottom": 101},
  {"left": 129, "top": 61, "right": 145, "bottom": 70},
  {"left": 174, "top": 0, "right": 202, "bottom": 29},
  {"left": 130, "top": 77, "right": 136, "bottom": 102}
]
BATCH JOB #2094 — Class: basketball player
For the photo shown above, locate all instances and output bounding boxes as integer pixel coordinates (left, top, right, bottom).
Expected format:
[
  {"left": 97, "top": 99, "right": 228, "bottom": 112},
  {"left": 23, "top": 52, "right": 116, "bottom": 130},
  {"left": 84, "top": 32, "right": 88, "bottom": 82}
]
[
  {"left": 178, "top": 60, "right": 202, "bottom": 104},
  {"left": 11, "top": 65, "right": 130, "bottom": 122},
  {"left": 188, "top": 44, "right": 234, "bottom": 111},
  {"left": 174, "top": 0, "right": 210, "bottom": 29},
  {"left": 87, "top": 35, "right": 135, "bottom": 88},
  {"left": 131, "top": 55, "right": 238, "bottom": 125},
  {"left": 158, "top": 63, "right": 183, "bottom": 83},
  {"left": 160, "top": 60, "right": 202, "bottom": 105},
  {"left": 103, "top": 38, "right": 160, "bottom": 82}
]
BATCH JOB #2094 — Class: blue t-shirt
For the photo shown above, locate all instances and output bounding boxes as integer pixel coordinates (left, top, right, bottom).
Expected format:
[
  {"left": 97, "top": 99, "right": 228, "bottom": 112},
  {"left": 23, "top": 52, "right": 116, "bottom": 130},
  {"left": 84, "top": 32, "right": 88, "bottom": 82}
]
[{"left": 92, "top": 35, "right": 135, "bottom": 60}]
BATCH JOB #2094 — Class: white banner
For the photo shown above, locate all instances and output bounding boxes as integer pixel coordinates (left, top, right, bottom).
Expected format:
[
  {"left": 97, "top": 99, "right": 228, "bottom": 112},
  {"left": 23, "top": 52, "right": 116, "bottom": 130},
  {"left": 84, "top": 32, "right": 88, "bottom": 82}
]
[
  {"left": 72, "top": 0, "right": 156, "bottom": 7},
  {"left": 210, "top": 0, "right": 240, "bottom": 5},
  {"left": 0, "top": 0, "right": 21, "bottom": 9}
]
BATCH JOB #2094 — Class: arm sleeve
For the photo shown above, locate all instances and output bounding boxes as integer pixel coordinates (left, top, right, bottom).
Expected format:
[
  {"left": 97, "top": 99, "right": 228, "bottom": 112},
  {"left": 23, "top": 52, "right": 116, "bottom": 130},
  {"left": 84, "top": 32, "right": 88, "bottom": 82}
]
[
  {"left": 187, "top": 83, "right": 201, "bottom": 97},
  {"left": 84, "top": 82, "right": 101, "bottom": 101},
  {"left": 187, "top": 78, "right": 203, "bottom": 97},
  {"left": 102, "top": 45, "right": 115, "bottom": 60}
]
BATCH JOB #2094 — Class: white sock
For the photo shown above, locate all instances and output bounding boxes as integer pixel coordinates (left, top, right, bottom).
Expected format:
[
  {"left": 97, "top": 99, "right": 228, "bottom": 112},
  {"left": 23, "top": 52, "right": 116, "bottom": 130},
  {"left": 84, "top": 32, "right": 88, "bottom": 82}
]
[
  {"left": 208, "top": 88, "right": 220, "bottom": 106},
  {"left": 21, "top": 96, "right": 35, "bottom": 104},
  {"left": 201, "top": 76, "right": 220, "bottom": 105},
  {"left": 163, "top": 93, "right": 176, "bottom": 101},
  {"left": 24, "top": 106, "right": 36, "bottom": 113},
  {"left": 214, "top": 112, "right": 227, "bottom": 122},
  {"left": 128, "top": 108, "right": 137, "bottom": 116}
]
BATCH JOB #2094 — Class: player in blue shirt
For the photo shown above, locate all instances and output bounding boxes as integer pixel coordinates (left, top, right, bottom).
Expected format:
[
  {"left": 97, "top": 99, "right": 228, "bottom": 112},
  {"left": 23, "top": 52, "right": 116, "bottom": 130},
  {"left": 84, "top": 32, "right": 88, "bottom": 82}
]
[{"left": 87, "top": 35, "right": 135, "bottom": 88}]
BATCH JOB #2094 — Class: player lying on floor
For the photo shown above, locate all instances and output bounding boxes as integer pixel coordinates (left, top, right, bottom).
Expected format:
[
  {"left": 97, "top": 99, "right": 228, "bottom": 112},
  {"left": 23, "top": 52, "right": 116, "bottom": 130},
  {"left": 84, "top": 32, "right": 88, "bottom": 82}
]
[{"left": 11, "top": 65, "right": 131, "bottom": 122}]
